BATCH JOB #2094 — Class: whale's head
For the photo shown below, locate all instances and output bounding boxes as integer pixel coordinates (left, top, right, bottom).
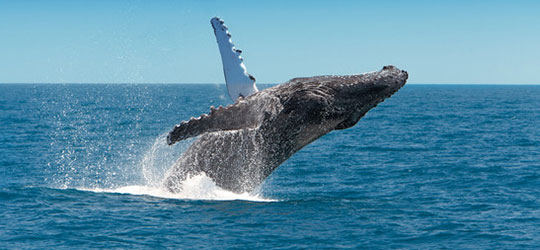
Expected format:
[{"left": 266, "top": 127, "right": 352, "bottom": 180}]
[
  {"left": 283, "top": 65, "right": 408, "bottom": 132},
  {"left": 330, "top": 65, "right": 408, "bottom": 129}
]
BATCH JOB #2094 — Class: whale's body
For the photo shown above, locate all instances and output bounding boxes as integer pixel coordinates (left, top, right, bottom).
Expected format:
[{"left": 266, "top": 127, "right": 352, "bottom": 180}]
[{"left": 165, "top": 66, "right": 408, "bottom": 193}]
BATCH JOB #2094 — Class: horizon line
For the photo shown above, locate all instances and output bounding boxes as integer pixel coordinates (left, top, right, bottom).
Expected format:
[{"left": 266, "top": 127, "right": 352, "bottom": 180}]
[{"left": 1, "top": 82, "right": 539, "bottom": 85}]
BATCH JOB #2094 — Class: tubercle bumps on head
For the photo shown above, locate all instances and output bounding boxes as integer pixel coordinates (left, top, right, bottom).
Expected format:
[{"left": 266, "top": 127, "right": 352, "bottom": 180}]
[{"left": 382, "top": 65, "right": 396, "bottom": 71}]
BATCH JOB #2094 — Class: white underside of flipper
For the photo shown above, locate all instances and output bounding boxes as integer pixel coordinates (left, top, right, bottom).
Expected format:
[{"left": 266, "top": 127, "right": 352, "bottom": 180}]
[{"left": 211, "top": 17, "right": 258, "bottom": 101}]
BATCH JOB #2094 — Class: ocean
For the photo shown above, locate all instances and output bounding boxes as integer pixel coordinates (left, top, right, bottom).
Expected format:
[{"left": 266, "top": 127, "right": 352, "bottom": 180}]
[{"left": 0, "top": 84, "right": 538, "bottom": 249}]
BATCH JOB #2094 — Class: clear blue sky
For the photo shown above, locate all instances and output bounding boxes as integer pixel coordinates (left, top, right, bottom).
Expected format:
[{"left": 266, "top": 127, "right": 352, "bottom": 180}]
[{"left": 1, "top": 0, "right": 539, "bottom": 84}]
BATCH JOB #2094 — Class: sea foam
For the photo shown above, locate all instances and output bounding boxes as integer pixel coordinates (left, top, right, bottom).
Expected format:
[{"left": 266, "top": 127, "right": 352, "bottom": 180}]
[{"left": 77, "top": 173, "right": 273, "bottom": 202}]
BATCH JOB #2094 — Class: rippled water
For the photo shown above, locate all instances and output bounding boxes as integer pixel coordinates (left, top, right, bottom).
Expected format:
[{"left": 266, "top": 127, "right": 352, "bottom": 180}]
[{"left": 0, "top": 84, "right": 538, "bottom": 249}]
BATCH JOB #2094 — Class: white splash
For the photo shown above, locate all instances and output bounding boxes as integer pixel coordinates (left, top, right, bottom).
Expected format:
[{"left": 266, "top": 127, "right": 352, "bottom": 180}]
[
  {"left": 78, "top": 173, "right": 273, "bottom": 202},
  {"left": 73, "top": 132, "right": 274, "bottom": 202},
  {"left": 140, "top": 132, "right": 189, "bottom": 188}
]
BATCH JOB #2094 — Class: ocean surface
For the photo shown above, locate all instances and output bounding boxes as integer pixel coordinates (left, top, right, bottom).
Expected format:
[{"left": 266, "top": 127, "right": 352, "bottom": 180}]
[{"left": 0, "top": 83, "right": 538, "bottom": 249}]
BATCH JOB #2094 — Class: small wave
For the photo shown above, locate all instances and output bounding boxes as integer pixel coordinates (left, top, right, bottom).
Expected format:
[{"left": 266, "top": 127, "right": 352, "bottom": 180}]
[{"left": 76, "top": 174, "right": 275, "bottom": 202}]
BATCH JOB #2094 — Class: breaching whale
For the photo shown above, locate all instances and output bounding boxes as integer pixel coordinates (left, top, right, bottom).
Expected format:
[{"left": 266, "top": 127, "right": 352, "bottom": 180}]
[{"left": 163, "top": 18, "right": 408, "bottom": 194}]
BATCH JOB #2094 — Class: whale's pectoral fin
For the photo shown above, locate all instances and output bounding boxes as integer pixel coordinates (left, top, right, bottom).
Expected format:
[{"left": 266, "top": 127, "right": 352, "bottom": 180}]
[
  {"left": 167, "top": 100, "right": 262, "bottom": 145},
  {"left": 210, "top": 17, "right": 258, "bottom": 101}
]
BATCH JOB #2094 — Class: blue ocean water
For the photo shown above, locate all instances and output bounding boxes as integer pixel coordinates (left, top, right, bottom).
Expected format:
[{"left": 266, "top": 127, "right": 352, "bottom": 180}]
[{"left": 0, "top": 84, "right": 538, "bottom": 249}]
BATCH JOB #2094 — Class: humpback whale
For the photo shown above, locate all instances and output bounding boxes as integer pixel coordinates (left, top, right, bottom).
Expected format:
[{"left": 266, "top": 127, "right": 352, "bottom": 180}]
[
  {"left": 165, "top": 67, "right": 408, "bottom": 193},
  {"left": 163, "top": 18, "right": 408, "bottom": 194}
]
